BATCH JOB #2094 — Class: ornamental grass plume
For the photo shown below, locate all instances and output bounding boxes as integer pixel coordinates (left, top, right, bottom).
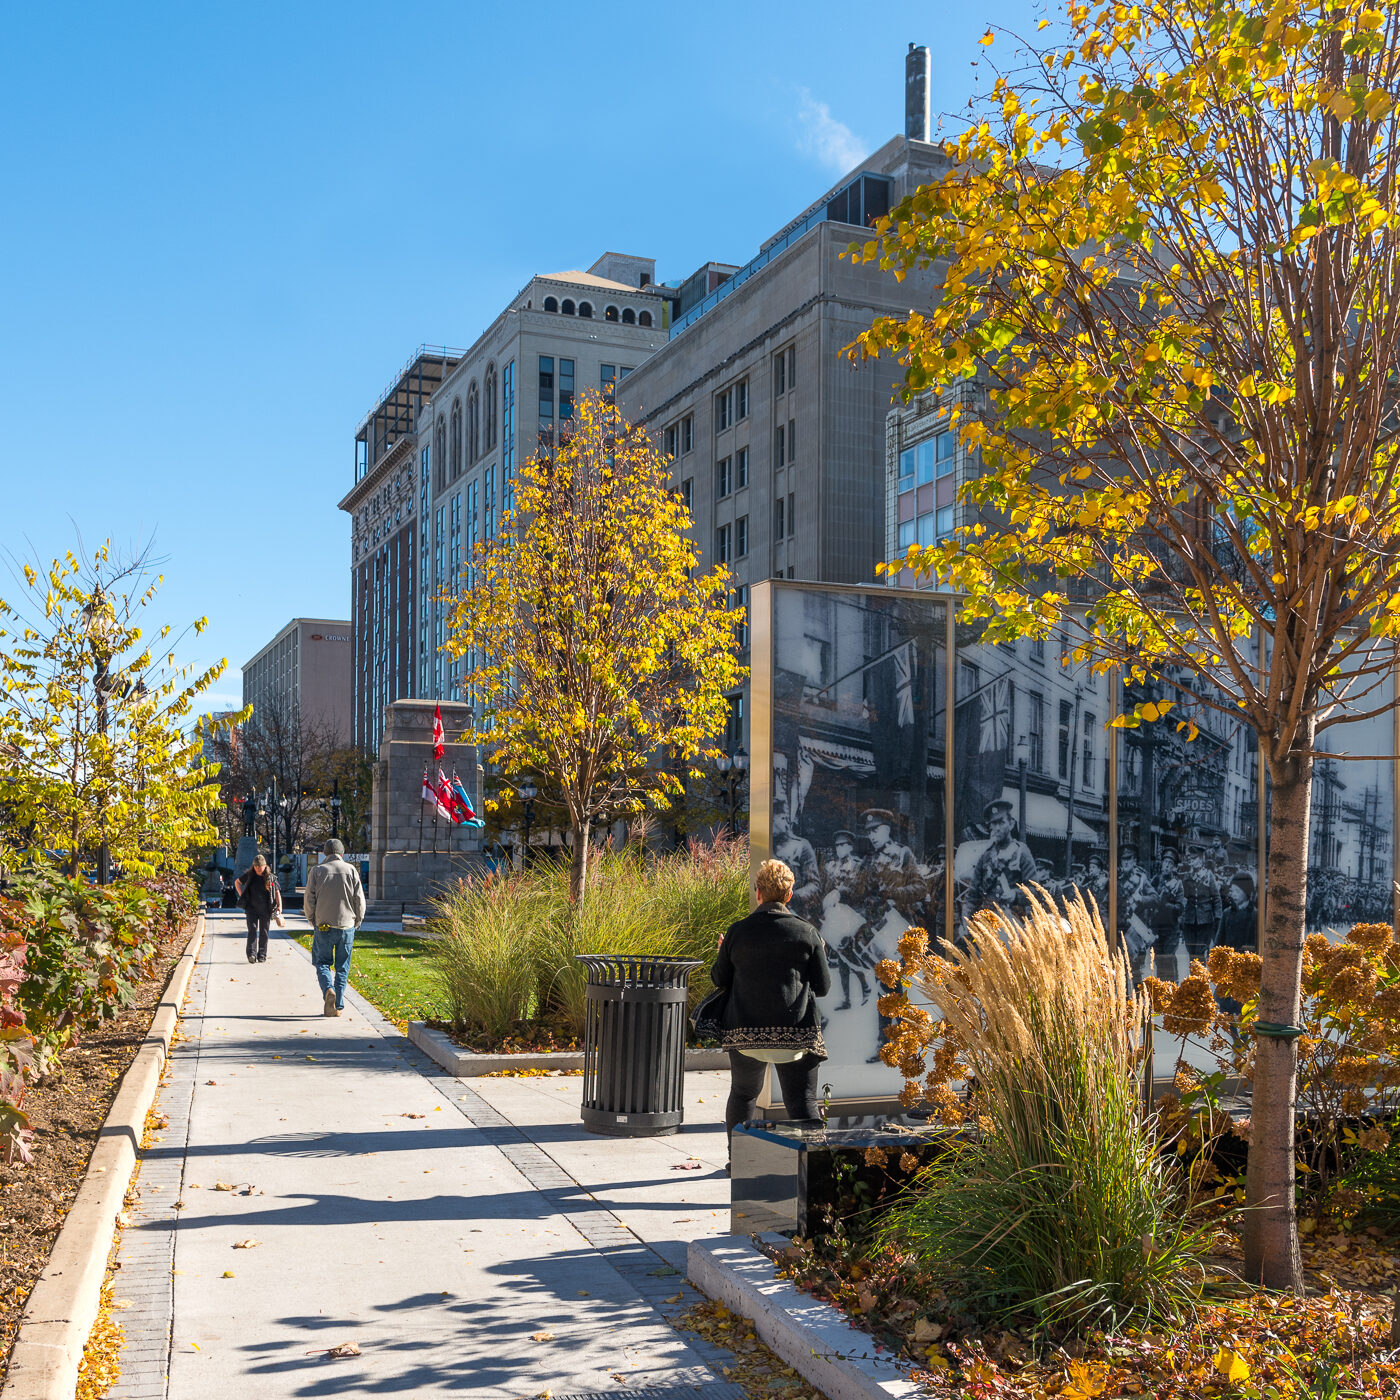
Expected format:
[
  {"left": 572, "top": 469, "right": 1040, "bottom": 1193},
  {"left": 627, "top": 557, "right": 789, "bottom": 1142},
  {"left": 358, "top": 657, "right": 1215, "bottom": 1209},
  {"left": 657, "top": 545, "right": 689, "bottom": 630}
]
[{"left": 878, "top": 887, "right": 1208, "bottom": 1334}]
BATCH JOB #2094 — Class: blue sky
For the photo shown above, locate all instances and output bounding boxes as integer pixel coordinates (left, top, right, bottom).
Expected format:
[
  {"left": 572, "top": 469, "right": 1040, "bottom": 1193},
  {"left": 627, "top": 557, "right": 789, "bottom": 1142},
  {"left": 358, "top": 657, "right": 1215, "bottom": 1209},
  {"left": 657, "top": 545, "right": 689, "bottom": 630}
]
[{"left": 0, "top": 0, "right": 1036, "bottom": 713}]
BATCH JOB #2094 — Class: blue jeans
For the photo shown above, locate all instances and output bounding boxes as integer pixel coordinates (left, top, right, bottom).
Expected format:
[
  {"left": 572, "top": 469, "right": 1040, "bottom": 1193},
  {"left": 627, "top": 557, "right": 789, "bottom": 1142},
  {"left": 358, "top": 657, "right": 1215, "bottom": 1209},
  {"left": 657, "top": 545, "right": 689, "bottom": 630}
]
[{"left": 311, "top": 928, "right": 355, "bottom": 1009}]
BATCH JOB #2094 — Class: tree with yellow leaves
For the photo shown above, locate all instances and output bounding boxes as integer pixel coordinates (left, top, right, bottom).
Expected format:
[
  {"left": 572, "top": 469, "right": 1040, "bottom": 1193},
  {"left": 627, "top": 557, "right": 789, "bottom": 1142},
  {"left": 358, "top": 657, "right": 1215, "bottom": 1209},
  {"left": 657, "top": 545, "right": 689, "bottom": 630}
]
[
  {"left": 444, "top": 393, "right": 746, "bottom": 905},
  {"left": 849, "top": 0, "right": 1400, "bottom": 1289},
  {"left": 0, "top": 544, "right": 230, "bottom": 879}
]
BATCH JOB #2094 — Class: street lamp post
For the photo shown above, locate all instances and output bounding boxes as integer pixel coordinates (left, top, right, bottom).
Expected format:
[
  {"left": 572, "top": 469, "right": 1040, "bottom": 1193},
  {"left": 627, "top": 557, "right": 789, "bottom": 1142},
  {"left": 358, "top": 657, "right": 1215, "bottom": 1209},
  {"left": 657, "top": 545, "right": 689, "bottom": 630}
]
[
  {"left": 714, "top": 747, "right": 749, "bottom": 837},
  {"left": 517, "top": 779, "right": 538, "bottom": 870}
]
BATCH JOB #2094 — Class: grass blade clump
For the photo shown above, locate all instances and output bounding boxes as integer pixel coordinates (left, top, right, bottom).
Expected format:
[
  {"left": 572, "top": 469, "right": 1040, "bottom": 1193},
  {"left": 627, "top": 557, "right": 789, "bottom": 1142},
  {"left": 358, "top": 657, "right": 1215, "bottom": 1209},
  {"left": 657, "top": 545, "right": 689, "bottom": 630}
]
[{"left": 881, "top": 888, "right": 1208, "bottom": 1335}]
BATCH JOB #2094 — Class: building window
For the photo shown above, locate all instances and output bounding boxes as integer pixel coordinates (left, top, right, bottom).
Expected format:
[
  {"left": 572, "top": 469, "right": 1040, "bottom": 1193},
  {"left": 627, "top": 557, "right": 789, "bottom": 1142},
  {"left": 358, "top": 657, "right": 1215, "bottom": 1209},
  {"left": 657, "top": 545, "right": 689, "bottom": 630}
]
[
  {"left": 485, "top": 465, "right": 496, "bottom": 540},
  {"left": 917, "top": 512, "right": 935, "bottom": 547},
  {"left": 725, "top": 692, "right": 745, "bottom": 749},
  {"left": 898, "top": 518, "right": 916, "bottom": 549},
  {"left": 559, "top": 358, "right": 575, "bottom": 420},
  {"left": 734, "top": 379, "right": 748, "bottom": 420},
  {"left": 538, "top": 356, "right": 554, "bottom": 425},
  {"left": 917, "top": 440, "right": 935, "bottom": 484},
  {"left": 467, "top": 382, "right": 480, "bottom": 464},
  {"left": 680, "top": 415, "right": 693, "bottom": 454},
  {"left": 620, "top": 365, "right": 634, "bottom": 378},
  {"left": 774, "top": 348, "right": 787, "bottom": 397},
  {"left": 736, "top": 515, "right": 748, "bottom": 557},
  {"left": 937, "top": 431, "right": 957, "bottom": 477},
  {"left": 775, "top": 424, "right": 785, "bottom": 468},
  {"left": 681, "top": 478, "right": 693, "bottom": 514},
  {"left": 899, "top": 447, "right": 915, "bottom": 484},
  {"left": 622, "top": 308, "right": 636, "bottom": 325},
  {"left": 543, "top": 296, "right": 558, "bottom": 312},
  {"left": 1058, "top": 699, "right": 1072, "bottom": 780},
  {"left": 502, "top": 360, "right": 515, "bottom": 516},
  {"left": 775, "top": 496, "right": 786, "bottom": 540},
  {"left": 638, "top": 309, "right": 653, "bottom": 327},
  {"left": 715, "top": 523, "right": 731, "bottom": 564},
  {"left": 716, "top": 456, "right": 732, "bottom": 498},
  {"left": 601, "top": 364, "right": 616, "bottom": 393},
  {"left": 562, "top": 298, "right": 576, "bottom": 315},
  {"left": 664, "top": 424, "right": 677, "bottom": 458},
  {"left": 450, "top": 398, "right": 463, "bottom": 478},
  {"left": 1028, "top": 692, "right": 1045, "bottom": 771},
  {"left": 936, "top": 505, "right": 954, "bottom": 535},
  {"left": 1082, "top": 711, "right": 1096, "bottom": 789},
  {"left": 786, "top": 346, "right": 796, "bottom": 389},
  {"left": 605, "top": 305, "right": 619, "bottom": 322},
  {"left": 1031, "top": 636, "right": 1045, "bottom": 663},
  {"left": 716, "top": 388, "right": 731, "bottom": 433},
  {"left": 484, "top": 364, "right": 497, "bottom": 449},
  {"left": 788, "top": 492, "right": 794, "bottom": 537},
  {"left": 732, "top": 585, "right": 749, "bottom": 649},
  {"left": 788, "top": 418, "right": 796, "bottom": 461},
  {"left": 736, "top": 446, "right": 748, "bottom": 489}
]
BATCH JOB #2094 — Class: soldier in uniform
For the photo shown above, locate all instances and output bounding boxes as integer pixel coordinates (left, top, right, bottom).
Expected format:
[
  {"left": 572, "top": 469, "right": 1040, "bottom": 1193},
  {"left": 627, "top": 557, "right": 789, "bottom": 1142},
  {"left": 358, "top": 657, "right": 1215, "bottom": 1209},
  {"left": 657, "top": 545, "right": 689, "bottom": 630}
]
[
  {"left": 1082, "top": 852, "right": 1110, "bottom": 917},
  {"left": 861, "top": 809, "right": 925, "bottom": 920},
  {"left": 823, "top": 829, "right": 862, "bottom": 898},
  {"left": 962, "top": 799, "right": 1037, "bottom": 923},
  {"left": 1117, "top": 845, "right": 1157, "bottom": 978},
  {"left": 817, "top": 829, "right": 875, "bottom": 1011},
  {"left": 1180, "top": 842, "right": 1223, "bottom": 966},
  {"left": 1151, "top": 847, "right": 1186, "bottom": 977},
  {"left": 773, "top": 806, "right": 821, "bottom": 919}
]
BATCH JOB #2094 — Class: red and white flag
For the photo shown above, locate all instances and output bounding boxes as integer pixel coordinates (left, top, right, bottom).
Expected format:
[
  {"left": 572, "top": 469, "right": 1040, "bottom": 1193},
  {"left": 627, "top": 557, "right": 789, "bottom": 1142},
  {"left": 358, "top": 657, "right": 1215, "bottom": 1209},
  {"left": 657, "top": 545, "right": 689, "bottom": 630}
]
[
  {"left": 422, "top": 768, "right": 453, "bottom": 823},
  {"left": 432, "top": 704, "right": 445, "bottom": 761},
  {"left": 435, "top": 769, "right": 464, "bottom": 825}
]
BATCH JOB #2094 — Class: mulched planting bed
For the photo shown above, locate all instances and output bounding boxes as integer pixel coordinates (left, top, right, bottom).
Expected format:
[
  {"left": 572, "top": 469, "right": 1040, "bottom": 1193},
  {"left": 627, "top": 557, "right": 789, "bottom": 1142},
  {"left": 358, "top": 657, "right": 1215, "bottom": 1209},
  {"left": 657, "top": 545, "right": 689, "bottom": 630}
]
[
  {"left": 761, "top": 1228, "right": 1400, "bottom": 1397},
  {"left": 0, "top": 924, "right": 195, "bottom": 1381}
]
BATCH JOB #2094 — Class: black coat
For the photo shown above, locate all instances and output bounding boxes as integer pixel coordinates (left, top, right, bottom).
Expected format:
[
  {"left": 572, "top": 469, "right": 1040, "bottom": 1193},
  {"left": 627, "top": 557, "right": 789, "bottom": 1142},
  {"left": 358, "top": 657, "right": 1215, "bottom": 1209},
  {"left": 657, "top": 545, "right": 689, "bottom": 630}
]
[
  {"left": 711, "top": 902, "right": 832, "bottom": 1049},
  {"left": 238, "top": 867, "right": 278, "bottom": 918}
]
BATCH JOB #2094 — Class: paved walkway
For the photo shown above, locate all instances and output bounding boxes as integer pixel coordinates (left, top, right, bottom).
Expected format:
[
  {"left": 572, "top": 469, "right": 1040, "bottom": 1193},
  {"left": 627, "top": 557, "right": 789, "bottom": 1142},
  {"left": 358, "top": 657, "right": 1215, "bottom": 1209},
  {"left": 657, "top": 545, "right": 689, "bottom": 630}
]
[{"left": 109, "top": 910, "right": 741, "bottom": 1399}]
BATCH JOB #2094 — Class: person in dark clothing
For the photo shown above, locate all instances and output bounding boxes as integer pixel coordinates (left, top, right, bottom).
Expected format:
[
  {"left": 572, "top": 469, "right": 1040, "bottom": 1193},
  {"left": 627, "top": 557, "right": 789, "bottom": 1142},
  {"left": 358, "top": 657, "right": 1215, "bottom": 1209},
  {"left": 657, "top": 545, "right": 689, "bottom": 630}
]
[
  {"left": 711, "top": 858, "right": 832, "bottom": 1152},
  {"left": 234, "top": 854, "right": 281, "bottom": 964}
]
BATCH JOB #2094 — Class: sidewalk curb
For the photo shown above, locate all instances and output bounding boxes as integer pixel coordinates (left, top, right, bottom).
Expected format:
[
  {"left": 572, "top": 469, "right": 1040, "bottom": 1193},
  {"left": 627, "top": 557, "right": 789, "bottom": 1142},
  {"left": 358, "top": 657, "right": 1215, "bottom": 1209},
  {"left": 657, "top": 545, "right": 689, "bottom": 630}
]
[
  {"left": 1, "top": 913, "right": 207, "bottom": 1400},
  {"left": 408, "top": 1021, "right": 730, "bottom": 1076},
  {"left": 686, "top": 1236, "right": 923, "bottom": 1400}
]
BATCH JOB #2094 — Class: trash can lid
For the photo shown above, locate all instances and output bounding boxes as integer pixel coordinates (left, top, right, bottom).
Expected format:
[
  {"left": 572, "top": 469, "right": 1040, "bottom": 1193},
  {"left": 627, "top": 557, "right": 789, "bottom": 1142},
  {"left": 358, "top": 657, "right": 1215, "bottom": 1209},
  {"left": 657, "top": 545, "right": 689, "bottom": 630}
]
[{"left": 573, "top": 954, "right": 703, "bottom": 987}]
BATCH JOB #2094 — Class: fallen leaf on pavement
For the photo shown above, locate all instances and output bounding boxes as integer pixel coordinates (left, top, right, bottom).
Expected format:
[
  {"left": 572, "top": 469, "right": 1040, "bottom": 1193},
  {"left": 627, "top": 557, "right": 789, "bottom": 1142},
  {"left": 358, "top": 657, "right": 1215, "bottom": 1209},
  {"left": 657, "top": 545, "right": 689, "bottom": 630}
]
[
  {"left": 663, "top": 1293, "right": 684, "bottom": 1304},
  {"left": 530, "top": 1331, "right": 555, "bottom": 1343},
  {"left": 306, "top": 1342, "right": 362, "bottom": 1358},
  {"left": 402, "top": 1113, "right": 424, "bottom": 1119},
  {"left": 222, "top": 1271, "right": 236, "bottom": 1278},
  {"left": 671, "top": 1161, "right": 702, "bottom": 1171},
  {"left": 205, "top": 1080, "right": 218, "bottom": 1086},
  {"left": 232, "top": 1239, "right": 261, "bottom": 1249},
  {"left": 213, "top": 1181, "right": 236, "bottom": 1192}
]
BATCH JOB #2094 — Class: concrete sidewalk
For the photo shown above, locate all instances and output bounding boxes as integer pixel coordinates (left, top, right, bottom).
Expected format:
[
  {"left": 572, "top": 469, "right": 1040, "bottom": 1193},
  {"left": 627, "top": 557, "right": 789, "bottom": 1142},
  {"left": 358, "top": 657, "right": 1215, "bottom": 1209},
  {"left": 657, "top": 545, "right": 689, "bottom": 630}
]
[{"left": 109, "top": 910, "right": 740, "bottom": 1399}]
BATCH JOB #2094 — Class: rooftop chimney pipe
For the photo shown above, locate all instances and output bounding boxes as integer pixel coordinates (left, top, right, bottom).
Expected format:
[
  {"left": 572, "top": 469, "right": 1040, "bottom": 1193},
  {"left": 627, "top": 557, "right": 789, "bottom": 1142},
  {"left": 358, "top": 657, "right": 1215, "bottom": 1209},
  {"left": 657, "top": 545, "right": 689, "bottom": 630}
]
[{"left": 905, "top": 42, "right": 931, "bottom": 143}]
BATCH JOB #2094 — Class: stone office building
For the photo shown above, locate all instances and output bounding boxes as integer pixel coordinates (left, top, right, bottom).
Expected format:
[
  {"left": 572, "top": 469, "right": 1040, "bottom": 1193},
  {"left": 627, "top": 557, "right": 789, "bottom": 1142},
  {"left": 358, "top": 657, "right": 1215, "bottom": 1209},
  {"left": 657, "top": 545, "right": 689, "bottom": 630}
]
[
  {"left": 340, "top": 256, "right": 668, "bottom": 756},
  {"left": 616, "top": 47, "right": 951, "bottom": 752}
]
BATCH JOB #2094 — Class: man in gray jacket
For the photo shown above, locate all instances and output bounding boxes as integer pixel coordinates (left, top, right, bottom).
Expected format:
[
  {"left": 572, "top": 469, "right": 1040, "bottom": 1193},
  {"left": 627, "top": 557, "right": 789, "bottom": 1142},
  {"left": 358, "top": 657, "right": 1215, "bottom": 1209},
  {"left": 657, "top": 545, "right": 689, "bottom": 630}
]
[{"left": 303, "top": 839, "right": 366, "bottom": 1017}]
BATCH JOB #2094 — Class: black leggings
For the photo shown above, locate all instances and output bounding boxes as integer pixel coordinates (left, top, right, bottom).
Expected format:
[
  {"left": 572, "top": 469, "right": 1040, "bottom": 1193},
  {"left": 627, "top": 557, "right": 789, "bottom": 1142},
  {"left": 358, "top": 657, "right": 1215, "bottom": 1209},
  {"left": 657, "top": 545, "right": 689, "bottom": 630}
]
[
  {"left": 245, "top": 911, "right": 271, "bottom": 960},
  {"left": 725, "top": 1050, "right": 822, "bottom": 1141}
]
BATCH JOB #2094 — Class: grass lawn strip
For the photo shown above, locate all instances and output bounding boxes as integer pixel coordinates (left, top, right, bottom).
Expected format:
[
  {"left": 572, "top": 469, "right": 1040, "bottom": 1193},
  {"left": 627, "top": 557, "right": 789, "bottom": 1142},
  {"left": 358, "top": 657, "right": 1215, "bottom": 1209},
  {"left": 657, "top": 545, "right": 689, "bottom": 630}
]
[{"left": 291, "top": 931, "right": 448, "bottom": 1027}]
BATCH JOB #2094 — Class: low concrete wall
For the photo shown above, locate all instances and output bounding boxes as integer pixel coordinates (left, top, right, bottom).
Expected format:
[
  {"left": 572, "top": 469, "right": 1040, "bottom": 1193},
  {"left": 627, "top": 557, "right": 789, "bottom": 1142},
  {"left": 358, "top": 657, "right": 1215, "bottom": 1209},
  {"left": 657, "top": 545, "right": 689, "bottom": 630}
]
[
  {"left": 2, "top": 915, "right": 207, "bottom": 1400},
  {"left": 687, "top": 1235, "right": 922, "bottom": 1400},
  {"left": 408, "top": 1021, "right": 728, "bottom": 1076}
]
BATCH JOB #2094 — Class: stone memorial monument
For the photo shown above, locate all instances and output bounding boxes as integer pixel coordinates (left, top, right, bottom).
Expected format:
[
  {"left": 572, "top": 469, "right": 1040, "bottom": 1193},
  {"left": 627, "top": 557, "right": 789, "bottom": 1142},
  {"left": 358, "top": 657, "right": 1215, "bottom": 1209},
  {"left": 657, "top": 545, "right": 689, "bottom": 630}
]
[{"left": 367, "top": 698, "right": 483, "bottom": 912}]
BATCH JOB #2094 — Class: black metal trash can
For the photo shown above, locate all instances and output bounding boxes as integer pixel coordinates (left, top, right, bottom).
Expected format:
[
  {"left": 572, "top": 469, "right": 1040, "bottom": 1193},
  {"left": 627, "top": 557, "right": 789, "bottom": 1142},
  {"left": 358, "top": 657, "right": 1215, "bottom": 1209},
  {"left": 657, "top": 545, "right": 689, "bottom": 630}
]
[{"left": 576, "top": 955, "right": 702, "bottom": 1137}]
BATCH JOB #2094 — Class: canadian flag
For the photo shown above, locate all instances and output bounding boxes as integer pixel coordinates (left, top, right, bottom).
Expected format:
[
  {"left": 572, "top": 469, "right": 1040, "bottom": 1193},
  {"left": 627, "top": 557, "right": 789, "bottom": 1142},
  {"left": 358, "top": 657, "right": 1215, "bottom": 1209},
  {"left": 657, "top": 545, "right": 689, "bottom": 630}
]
[
  {"left": 421, "top": 768, "right": 453, "bottom": 823},
  {"left": 432, "top": 704, "right": 445, "bottom": 761}
]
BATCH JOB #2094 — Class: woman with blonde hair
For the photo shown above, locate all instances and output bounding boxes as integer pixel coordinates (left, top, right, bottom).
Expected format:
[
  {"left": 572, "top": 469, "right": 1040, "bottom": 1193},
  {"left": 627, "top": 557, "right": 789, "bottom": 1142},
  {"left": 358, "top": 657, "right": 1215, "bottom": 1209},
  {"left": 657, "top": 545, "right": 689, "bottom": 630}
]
[{"left": 710, "top": 858, "right": 831, "bottom": 1151}]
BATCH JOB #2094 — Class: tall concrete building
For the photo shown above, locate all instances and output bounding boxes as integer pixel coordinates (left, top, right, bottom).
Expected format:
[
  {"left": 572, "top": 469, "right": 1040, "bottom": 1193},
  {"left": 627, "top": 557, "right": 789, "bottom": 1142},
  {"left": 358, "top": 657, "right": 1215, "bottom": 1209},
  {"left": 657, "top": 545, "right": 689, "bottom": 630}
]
[
  {"left": 241, "top": 618, "right": 353, "bottom": 742},
  {"left": 341, "top": 348, "right": 463, "bottom": 754},
  {"left": 341, "top": 255, "right": 669, "bottom": 754},
  {"left": 616, "top": 45, "right": 951, "bottom": 751}
]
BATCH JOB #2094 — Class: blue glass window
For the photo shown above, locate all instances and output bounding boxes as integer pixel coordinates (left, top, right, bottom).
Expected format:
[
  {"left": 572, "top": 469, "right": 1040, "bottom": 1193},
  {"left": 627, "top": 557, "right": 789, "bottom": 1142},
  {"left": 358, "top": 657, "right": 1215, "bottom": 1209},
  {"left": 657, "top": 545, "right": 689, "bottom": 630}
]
[
  {"left": 936, "top": 505, "right": 955, "bottom": 535},
  {"left": 899, "top": 447, "right": 915, "bottom": 483},
  {"left": 917, "top": 513, "right": 936, "bottom": 547},
  {"left": 936, "top": 431, "right": 957, "bottom": 477},
  {"left": 916, "top": 440, "right": 935, "bottom": 484},
  {"left": 898, "top": 519, "right": 917, "bottom": 549}
]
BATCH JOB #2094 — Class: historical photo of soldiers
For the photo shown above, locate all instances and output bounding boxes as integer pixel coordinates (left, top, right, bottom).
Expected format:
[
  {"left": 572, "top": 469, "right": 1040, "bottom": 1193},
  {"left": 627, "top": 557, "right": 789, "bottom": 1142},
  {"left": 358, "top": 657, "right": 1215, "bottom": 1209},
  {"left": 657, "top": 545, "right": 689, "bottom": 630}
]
[
  {"left": 767, "top": 586, "right": 949, "bottom": 1096},
  {"left": 1118, "top": 670, "right": 1261, "bottom": 980},
  {"left": 1304, "top": 658, "right": 1394, "bottom": 932},
  {"left": 949, "top": 625, "right": 1112, "bottom": 948}
]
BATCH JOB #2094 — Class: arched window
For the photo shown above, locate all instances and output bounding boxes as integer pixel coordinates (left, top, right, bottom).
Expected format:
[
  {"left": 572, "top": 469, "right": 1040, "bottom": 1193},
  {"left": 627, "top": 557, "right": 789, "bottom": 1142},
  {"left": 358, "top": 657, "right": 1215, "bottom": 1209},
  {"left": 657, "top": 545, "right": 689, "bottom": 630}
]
[
  {"left": 605, "top": 305, "right": 619, "bottom": 322},
  {"left": 450, "top": 399, "right": 463, "bottom": 478},
  {"left": 621, "top": 307, "right": 636, "bottom": 325},
  {"left": 638, "top": 309, "right": 653, "bottom": 327},
  {"left": 561, "top": 299, "right": 576, "bottom": 315},
  {"left": 578, "top": 302, "right": 593, "bottom": 318},
  {"left": 484, "top": 363, "right": 498, "bottom": 450},
  {"left": 467, "top": 382, "right": 480, "bottom": 464},
  {"left": 543, "top": 296, "right": 559, "bottom": 312},
  {"left": 435, "top": 418, "right": 447, "bottom": 491}
]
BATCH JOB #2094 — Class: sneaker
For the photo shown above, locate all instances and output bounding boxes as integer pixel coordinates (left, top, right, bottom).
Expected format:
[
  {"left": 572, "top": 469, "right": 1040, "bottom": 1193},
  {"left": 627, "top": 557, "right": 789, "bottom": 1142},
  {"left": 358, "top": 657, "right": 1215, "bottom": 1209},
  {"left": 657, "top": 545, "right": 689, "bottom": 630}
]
[
  {"left": 257, "top": 957, "right": 267, "bottom": 963},
  {"left": 247, "top": 954, "right": 256, "bottom": 964},
  {"left": 323, "top": 988, "right": 337, "bottom": 1017}
]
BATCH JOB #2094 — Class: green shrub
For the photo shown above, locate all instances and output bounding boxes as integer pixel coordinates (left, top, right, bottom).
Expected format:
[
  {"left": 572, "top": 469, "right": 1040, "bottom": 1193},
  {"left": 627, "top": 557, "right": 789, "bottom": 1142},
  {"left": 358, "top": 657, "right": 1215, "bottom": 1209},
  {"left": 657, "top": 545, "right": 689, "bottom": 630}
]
[
  {"left": 430, "top": 835, "right": 748, "bottom": 1041},
  {"left": 877, "top": 891, "right": 1208, "bottom": 1334}
]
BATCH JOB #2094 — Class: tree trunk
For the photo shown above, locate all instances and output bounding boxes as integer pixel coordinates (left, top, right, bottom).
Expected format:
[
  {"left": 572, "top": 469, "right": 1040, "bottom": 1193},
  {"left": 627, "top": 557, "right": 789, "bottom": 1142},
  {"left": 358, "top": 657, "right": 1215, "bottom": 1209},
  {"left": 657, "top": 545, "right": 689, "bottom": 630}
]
[
  {"left": 568, "top": 820, "right": 592, "bottom": 906},
  {"left": 1244, "top": 733, "right": 1314, "bottom": 1291}
]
